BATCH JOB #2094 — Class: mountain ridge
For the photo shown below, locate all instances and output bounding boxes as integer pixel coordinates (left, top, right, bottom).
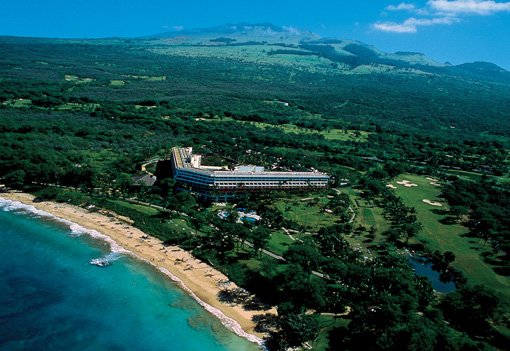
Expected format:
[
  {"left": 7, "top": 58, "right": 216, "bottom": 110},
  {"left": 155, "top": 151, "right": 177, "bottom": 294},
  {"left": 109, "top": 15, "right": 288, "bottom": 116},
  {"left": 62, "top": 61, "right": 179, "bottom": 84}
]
[{"left": 143, "top": 22, "right": 509, "bottom": 81}]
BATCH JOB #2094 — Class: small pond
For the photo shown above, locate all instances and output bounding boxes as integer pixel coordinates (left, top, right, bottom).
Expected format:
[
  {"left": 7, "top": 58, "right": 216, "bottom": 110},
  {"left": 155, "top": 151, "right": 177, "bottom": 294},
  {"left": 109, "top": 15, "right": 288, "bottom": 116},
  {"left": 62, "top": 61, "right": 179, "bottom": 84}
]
[{"left": 408, "top": 256, "right": 456, "bottom": 293}]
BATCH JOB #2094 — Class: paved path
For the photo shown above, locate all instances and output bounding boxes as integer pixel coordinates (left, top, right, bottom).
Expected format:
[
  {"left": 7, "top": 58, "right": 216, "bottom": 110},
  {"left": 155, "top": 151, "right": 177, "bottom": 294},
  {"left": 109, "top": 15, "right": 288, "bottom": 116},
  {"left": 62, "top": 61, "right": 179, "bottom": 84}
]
[
  {"left": 333, "top": 188, "right": 356, "bottom": 223},
  {"left": 140, "top": 158, "right": 162, "bottom": 176}
]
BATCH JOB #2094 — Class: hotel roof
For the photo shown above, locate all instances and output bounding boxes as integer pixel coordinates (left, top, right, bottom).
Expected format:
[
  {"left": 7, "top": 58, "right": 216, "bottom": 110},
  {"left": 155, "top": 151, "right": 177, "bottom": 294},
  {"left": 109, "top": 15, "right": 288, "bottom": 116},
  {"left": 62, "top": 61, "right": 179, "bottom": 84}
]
[{"left": 172, "top": 147, "right": 328, "bottom": 177}]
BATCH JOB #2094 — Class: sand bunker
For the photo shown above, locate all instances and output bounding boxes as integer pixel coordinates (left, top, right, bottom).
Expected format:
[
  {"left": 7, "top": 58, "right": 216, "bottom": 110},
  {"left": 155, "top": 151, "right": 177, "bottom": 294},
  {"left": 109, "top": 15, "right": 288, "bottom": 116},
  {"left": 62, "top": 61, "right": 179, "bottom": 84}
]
[
  {"left": 397, "top": 180, "right": 418, "bottom": 187},
  {"left": 423, "top": 199, "right": 442, "bottom": 207},
  {"left": 386, "top": 184, "right": 397, "bottom": 189},
  {"left": 430, "top": 182, "right": 441, "bottom": 187},
  {"left": 426, "top": 177, "right": 439, "bottom": 182}
]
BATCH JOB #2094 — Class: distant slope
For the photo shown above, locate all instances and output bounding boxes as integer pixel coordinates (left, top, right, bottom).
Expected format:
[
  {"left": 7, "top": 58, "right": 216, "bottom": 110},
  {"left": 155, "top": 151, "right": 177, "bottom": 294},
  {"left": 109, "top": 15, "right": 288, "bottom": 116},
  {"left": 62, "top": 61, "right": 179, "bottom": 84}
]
[
  {"left": 144, "top": 23, "right": 509, "bottom": 82},
  {"left": 144, "top": 22, "right": 320, "bottom": 45},
  {"left": 451, "top": 61, "right": 510, "bottom": 82}
]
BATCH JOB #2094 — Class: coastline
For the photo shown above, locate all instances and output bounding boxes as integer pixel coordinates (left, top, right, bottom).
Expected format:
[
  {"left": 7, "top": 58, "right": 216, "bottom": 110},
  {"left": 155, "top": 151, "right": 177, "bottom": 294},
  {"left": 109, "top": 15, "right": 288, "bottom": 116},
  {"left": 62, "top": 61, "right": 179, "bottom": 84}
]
[{"left": 0, "top": 190, "right": 275, "bottom": 347}]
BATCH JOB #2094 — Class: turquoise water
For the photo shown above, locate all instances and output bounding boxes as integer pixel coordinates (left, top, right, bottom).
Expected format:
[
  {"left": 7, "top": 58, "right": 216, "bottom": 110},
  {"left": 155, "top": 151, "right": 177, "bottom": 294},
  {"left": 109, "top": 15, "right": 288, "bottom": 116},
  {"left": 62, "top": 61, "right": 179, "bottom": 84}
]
[{"left": 0, "top": 198, "right": 260, "bottom": 351}]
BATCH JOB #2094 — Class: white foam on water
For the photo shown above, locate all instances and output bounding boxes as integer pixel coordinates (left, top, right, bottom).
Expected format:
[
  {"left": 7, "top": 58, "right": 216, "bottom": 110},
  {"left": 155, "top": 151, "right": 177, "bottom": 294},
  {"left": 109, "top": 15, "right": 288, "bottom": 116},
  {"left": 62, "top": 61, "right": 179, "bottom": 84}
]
[
  {"left": 0, "top": 197, "right": 264, "bottom": 348},
  {"left": 90, "top": 252, "right": 123, "bottom": 266},
  {"left": 0, "top": 197, "right": 130, "bottom": 255},
  {"left": 68, "top": 223, "right": 130, "bottom": 254},
  {"left": 157, "top": 266, "right": 264, "bottom": 347}
]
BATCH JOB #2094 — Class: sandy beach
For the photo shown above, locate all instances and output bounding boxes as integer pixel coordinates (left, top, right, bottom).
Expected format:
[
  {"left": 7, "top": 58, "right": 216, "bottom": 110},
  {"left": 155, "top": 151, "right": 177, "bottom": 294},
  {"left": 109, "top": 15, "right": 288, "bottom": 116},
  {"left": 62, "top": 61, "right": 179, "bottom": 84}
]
[{"left": 0, "top": 190, "right": 275, "bottom": 345}]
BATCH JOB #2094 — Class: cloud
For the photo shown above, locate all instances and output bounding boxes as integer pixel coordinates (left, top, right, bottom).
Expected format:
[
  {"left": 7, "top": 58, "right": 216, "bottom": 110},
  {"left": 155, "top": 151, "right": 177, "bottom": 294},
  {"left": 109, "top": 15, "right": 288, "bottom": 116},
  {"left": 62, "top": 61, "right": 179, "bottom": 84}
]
[
  {"left": 427, "top": 0, "right": 510, "bottom": 15},
  {"left": 373, "top": 0, "right": 509, "bottom": 33},
  {"left": 374, "top": 16, "right": 461, "bottom": 32},
  {"left": 283, "top": 26, "right": 302, "bottom": 35},
  {"left": 386, "top": 2, "right": 416, "bottom": 11},
  {"left": 405, "top": 16, "right": 462, "bottom": 24},
  {"left": 172, "top": 26, "right": 184, "bottom": 31},
  {"left": 374, "top": 21, "right": 417, "bottom": 33}
]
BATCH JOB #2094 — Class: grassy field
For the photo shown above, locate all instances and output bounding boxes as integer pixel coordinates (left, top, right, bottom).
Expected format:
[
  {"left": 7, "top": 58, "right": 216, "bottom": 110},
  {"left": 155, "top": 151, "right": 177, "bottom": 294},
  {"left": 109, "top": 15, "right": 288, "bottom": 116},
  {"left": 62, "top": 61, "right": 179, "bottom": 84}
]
[
  {"left": 355, "top": 205, "right": 390, "bottom": 238},
  {"left": 256, "top": 122, "right": 371, "bottom": 142},
  {"left": 275, "top": 194, "right": 338, "bottom": 232},
  {"left": 57, "top": 102, "right": 100, "bottom": 111},
  {"left": 109, "top": 80, "right": 125, "bottom": 86},
  {"left": 315, "top": 315, "right": 350, "bottom": 350},
  {"left": 446, "top": 169, "right": 510, "bottom": 184},
  {"left": 3, "top": 97, "right": 99, "bottom": 111},
  {"left": 106, "top": 199, "right": 161, "bottom": 216},
  {"left": 124, "top": 74, "right": 167, "bottom": 81},
  {"left": 210, "top": 117, "right": 371, "bottom": 142},
  {"left": 389, "top": 174, "right": 510, "bottom": 298},
  {"left": 105, "top": 199, "right": 199, "bottom": 237},
  {"left": 150, "top": 45, "right": 338, "bottom": 74},
  {"left": 64, "top": 74, "right": 94, "bottom": 84},
  {"left": 266, "top": 230, "right": 295, "bottom": 256},
  {"left": 3, "top": 98, "right": 32, "bottom": 108}
]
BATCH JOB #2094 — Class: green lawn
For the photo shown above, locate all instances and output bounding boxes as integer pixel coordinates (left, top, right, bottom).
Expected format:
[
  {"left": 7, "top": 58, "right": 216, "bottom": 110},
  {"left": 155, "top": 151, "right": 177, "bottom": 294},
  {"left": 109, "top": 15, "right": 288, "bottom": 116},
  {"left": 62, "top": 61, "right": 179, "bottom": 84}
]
[
  {"left": 65, "top": 74, "right": 94, "bottom": 84},
  {"left": 355, "top": 206, "right": 390, "bottom": 238},
  {"left": 266, "top": 230, "right": 295, "bottom": 256},
  {"left": 106, "top": 199, "right": 161, "bottom": 216},
  {"left": 109, "top": 80, "right": 125, "bottom": 86},
  {"left": 57, "top": 102, "right": 100, "bottom": 111},
  {"left": 209, "top": 118, "right": 371, "bottom": 142},
  {"left": 389, "top": 174, "right": 510, "bottom": 298},
  {"left": 4, "top": 98, "right": 32, "bottom": 108},
  {"left": 314, "top": 315, "right": 350, "bottom": 350},
  {"left": 446, "top": 169, "right": 510, "bottom": 184},
  {"left": 275, "top": 195, "right": 337, "bottom": 232},
  {"left": 105, "top": 199, "right": 201, "bottom": 237}
]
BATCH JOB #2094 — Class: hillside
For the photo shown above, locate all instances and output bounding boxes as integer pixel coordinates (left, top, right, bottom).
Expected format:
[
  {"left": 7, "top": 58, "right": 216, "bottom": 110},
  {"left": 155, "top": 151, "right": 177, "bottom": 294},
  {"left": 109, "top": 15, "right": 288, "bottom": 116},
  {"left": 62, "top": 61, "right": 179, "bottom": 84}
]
[{"left": 143, "top": 23, "right": 510, "bottom": 82}]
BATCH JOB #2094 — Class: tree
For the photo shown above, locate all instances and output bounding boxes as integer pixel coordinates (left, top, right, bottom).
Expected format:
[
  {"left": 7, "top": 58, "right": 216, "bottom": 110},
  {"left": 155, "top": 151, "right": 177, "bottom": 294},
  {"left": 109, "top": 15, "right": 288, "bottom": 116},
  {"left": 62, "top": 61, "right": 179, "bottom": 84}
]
[
  {"left": 249, "top": 226, "right": 271, "bottom": 257},
  {"left": 402, "top": 221, "right": 423, "bottom": 243},
  {"left": 317, "top": 224, "right": 352, "bottom": 257},
  {"left": 260, "top": 256, "right": 280, "bottom": 280},
  {"left": 189, "top": 211, "right": 204, "bottom": 235},
  {"left": 443, "top": 251, "right": 456, "bottom": 268},
  {"left": 278, "top": 312, "right": 320, "bottom": 348},
  {"left": 34, "top": 186, "right": 60, "bottom": 200},
  {"left": 277, "top": 263, "right": 326, "bottom": 311},
  {"left": 234, "top": 223, "right": 251, "bottom": 250},
  {"left": 439, "top": 285, "right": 508, "bottom": 336},
  {"left": 283, "top": 239, "right": 322, "bottom": 275},
  {"left": 450, "top": 205, "right": 469, "bottom": 221},
  {"left": 368, "top": 167, "right": 389, "bottom": 180},
  {"left": 117, "top": 172, "right": 134, "bottom": 197},
  {"left": 384, "top": 161, "right": 406, "bottom": 179},
  {"left": 2, "top": 169, "right": 27, "bottom": 189}
]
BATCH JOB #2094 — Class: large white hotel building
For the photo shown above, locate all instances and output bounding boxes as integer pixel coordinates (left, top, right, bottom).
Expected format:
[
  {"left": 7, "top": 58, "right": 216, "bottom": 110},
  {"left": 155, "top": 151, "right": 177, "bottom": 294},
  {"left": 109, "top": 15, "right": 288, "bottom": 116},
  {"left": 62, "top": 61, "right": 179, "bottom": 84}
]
[{"left": 171, "top": 147, "right": 330, "bottom": 201}]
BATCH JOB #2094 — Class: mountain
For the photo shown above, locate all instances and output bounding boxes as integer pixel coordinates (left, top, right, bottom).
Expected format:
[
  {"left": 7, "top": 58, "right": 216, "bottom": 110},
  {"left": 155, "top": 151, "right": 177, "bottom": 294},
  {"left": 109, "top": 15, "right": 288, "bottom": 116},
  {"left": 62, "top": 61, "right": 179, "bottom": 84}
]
[
  {"left": 144, "top": 22, "right": 320, "bottom": 44},
  {"left": 143, "top": 23, "right": 509, "bottom": 82}
]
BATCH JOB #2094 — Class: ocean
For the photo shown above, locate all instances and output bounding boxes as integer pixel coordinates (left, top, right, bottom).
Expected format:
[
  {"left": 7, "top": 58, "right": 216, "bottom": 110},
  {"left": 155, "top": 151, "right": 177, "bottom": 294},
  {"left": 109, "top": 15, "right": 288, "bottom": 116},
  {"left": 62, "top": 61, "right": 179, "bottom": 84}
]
[{"left": 0, "top": 198, "right": 260, "bottom": 351}]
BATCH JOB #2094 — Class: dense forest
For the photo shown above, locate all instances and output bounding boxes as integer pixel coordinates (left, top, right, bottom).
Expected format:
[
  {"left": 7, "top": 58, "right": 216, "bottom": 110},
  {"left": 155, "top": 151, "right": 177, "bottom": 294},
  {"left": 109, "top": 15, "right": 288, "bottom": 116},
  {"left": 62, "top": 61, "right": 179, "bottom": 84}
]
[{"left": 1, "top": 36, "right": 510, "bottom": 350}]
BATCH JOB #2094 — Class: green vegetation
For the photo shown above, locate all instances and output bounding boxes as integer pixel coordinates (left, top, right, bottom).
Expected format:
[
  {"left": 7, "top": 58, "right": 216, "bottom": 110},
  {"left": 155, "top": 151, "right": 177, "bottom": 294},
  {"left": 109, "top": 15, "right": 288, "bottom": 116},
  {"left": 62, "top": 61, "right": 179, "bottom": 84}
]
[
  {"left": 1, "top": 35, "right": 510, "bottom": 350},
  {"left": 109, "top": 80, "right": 125, "bottom": 86},
  {"left": 389, "top": 175, "right": 509, "bottom": 296}
]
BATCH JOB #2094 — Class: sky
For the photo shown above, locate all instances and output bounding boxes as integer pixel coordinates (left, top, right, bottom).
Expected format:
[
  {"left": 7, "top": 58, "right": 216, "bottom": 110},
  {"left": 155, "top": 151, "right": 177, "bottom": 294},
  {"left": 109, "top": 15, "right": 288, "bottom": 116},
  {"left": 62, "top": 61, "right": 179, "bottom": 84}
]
[{"left": 1, "top": 0, "right": 510, "bottom": 70}]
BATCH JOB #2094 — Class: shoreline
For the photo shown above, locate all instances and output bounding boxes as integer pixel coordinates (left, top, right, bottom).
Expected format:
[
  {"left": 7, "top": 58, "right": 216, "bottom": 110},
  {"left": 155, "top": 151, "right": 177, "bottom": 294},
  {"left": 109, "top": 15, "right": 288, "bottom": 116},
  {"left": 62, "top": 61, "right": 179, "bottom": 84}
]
[{"left": 0, "top": 190, "right": 275, "bottom": 347}]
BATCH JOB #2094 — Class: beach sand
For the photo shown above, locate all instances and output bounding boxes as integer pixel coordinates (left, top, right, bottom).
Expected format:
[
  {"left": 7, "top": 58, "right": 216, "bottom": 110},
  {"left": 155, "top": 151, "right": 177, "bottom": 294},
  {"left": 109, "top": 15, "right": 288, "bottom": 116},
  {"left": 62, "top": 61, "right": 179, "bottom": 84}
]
[{"left": 0, "top": 190, "right": 275, "bottom": 345}]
